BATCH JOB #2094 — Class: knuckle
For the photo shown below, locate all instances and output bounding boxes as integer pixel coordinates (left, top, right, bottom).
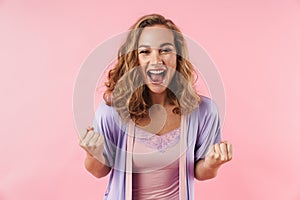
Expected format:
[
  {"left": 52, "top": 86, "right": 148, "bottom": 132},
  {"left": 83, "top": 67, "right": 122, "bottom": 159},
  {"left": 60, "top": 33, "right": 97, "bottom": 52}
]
[
  {"left": 82, "top": 141, "right": 88, "bottom": 147},
  {"left": 214, "top": 154, "right": 220, "bottom": 159},
  {"left": 88, "top": 143, "right": 95, "bottom": 147}
]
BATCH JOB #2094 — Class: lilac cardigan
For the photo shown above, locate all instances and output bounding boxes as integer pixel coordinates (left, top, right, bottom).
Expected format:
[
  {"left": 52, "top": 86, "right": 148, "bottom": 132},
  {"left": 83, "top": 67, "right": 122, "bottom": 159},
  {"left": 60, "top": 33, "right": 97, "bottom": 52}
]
[{"left": 92, "top": 95, "right": 221, "bottom": 200}]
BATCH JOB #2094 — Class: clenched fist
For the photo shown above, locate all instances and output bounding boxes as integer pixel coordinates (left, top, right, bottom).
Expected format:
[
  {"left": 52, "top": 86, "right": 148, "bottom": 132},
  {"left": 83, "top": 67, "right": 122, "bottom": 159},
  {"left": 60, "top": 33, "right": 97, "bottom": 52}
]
[
  {"left": 204, "top": 141, "right": 233, "bottom": 169},
  {"left": 79, "top": 126, "right": 106, "bottom": 164}
]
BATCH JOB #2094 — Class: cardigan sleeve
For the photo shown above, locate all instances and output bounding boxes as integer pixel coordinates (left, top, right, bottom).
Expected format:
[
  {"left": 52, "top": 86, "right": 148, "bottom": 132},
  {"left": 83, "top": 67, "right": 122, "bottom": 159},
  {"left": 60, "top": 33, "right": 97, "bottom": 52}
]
[
  {"left": 194, "top": 98, "right": 221, "bottom": 162},
  {"left": 92, "top": 102, "right": 120, "bottom": 168}
]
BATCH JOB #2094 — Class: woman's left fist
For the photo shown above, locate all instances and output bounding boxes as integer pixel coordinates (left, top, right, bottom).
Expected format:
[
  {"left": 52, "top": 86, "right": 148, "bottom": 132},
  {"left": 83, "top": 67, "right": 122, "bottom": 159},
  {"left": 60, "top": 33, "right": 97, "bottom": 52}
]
[{"left": 204, "top": 141, "right": 233, "bottom": 169}]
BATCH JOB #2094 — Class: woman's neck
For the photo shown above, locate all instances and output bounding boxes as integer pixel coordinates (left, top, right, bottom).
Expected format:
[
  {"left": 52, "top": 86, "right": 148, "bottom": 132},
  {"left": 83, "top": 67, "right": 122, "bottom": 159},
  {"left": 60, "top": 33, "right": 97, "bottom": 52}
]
[{"left": 149, "top": 91, "right": 168, "bottom": 106}]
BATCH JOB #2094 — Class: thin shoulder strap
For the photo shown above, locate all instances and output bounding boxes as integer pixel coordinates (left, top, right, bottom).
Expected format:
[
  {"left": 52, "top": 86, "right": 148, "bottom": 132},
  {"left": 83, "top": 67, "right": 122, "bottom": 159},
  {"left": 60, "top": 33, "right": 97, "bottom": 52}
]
[{"left": 125, "top": 120, "right": 135, "bottom": 200}]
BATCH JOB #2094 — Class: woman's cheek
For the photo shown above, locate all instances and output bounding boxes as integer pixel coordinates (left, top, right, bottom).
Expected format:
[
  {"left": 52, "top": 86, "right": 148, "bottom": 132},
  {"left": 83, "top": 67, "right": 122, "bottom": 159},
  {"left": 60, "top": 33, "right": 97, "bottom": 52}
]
[
  {"left": 164, "top": 55, "right": 177, "bottom": 68},
  {"left": 138, "top": 55, "right": 144, "bottom": 65}
]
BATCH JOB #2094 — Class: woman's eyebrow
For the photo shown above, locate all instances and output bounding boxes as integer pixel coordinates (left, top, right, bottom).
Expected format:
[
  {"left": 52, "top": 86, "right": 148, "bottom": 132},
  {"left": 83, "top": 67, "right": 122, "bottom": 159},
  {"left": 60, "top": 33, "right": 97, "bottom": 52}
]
[
  {"left": 160, "top": 42, "right": 174, "bottom": 47},
  {"left": 138, "top": 43, "right": 174, "bottom": 48},
  {"left": 138, "top": 44, "right": 151, "bottom": 48}
]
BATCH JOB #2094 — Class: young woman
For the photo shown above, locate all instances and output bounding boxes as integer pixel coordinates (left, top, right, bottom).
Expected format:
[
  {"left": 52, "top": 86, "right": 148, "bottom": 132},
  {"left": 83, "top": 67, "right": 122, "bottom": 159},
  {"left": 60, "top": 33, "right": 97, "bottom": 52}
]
[{"left": 80, "top": 14, "right": 233, "bottom": 200}]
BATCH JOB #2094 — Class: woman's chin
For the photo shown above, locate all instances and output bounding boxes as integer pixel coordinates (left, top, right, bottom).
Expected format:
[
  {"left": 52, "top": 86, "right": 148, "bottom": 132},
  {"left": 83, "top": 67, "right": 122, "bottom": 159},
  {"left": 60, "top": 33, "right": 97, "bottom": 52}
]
[{"left": 146, "top": 84, "right": 168, "bottom": 95}]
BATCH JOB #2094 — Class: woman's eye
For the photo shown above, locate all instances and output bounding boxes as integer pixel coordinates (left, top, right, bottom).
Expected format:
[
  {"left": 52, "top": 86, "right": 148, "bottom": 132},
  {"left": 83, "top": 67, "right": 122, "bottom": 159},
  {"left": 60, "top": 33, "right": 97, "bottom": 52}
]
[
  {"left": 160, "top": 48, "right": 173, "bottom": 54},
  {"left": 139, "top": 50, "right": 150, "bottom": 54}
]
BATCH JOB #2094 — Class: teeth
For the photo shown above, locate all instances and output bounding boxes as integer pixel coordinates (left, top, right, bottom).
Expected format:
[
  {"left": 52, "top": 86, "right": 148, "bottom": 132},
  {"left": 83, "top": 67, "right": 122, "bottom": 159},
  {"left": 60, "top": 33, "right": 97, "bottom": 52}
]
[{"left": 149, "top": 70, "right": 164, "bottom": 74}]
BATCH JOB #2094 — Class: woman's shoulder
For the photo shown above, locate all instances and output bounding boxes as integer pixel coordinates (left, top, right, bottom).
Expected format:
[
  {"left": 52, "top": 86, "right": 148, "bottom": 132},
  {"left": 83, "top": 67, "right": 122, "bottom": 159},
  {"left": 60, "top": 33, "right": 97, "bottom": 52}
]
[
  {"left": 94, "top": 101, "right": 123, "bottom": 126},
  {"left": 195, "top": 95, "right": 219, "bottom": 116},
  {"left": 93, "top": 102, "right": 127, "bottom": 140},
  {"left": 189, "top": 95, "right": 221, "bottom": 135},
  {"left": 95, "top": 101, "right": 117, "bottom": 115}
]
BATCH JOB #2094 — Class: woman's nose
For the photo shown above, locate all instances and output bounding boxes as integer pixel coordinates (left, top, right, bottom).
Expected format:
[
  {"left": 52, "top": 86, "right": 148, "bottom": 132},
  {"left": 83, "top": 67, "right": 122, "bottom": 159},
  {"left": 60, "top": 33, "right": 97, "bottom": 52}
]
[{"left": 149, "top": 50, "right": 162, "bottom": 65}]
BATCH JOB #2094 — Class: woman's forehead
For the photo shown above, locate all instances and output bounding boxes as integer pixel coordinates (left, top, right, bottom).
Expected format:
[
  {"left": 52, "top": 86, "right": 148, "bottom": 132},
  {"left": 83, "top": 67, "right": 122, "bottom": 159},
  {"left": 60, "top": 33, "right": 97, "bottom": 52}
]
[{"left": 138, "top": 26, "right": 175, "bottom": 48}]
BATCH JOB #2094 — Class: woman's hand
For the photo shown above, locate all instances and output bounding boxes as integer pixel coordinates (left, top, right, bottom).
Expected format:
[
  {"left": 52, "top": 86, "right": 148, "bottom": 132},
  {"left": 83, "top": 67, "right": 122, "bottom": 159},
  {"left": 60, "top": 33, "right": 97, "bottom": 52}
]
[
  {"left": 194, "top": 141, "right": 233, "bottom": 180},
  {"left": 79, "top": 126, "right": 106, "bottom": 164},
  {"left": 204, "top": 141, "right": 233, "bottom": 169},
  {"left": 79, "top": 126, "right": 111, "bottom": 178}
]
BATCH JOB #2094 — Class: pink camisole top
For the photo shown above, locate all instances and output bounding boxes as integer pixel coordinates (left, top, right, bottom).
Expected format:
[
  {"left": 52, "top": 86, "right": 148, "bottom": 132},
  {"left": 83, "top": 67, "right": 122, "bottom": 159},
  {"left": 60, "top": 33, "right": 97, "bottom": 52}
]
[{"left": 132, "top": 126, "right": 181, "bottom": 200}]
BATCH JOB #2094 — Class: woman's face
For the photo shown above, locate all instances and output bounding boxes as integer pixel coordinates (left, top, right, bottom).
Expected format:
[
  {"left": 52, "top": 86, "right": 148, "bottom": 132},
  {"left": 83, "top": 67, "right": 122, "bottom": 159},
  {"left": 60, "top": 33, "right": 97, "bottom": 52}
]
[{"left": 137, "top": 25, "right": 177, "bottom": 95}]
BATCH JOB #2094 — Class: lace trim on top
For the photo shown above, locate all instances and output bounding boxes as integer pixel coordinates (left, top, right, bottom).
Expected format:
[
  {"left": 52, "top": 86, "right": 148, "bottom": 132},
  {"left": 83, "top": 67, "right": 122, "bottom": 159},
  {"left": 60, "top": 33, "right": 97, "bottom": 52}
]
[{"left": 134, "top": 127, "right": 181, "bottom": 153}]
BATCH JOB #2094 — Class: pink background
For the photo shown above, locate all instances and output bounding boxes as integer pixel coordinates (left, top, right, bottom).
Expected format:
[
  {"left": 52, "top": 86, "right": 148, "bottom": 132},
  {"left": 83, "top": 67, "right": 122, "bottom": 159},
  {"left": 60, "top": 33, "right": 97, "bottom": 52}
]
[{"left": 1, "top": 0, "right": 300, "bottom": 199}]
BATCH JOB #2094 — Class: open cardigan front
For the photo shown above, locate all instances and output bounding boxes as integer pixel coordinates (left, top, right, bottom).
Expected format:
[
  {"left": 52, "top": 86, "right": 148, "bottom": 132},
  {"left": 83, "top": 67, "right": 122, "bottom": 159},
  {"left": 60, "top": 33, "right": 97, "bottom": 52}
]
[{"left": 92, "top": 95, "right": 221, "bottom": 200}]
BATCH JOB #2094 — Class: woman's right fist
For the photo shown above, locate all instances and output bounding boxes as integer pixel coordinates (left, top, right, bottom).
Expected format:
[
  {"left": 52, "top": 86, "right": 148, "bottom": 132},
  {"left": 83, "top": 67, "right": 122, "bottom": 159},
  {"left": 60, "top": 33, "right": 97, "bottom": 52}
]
[{"left": 79, "top": 126, "right": 106, "bottom": 164}]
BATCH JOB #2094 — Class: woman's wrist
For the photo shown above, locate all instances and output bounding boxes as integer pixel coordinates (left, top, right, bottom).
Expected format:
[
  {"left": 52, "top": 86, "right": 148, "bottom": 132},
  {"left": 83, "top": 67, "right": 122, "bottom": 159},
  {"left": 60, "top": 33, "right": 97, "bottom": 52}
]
[{"left": 203, "top": 159, "right": 221, "bottom": 171}]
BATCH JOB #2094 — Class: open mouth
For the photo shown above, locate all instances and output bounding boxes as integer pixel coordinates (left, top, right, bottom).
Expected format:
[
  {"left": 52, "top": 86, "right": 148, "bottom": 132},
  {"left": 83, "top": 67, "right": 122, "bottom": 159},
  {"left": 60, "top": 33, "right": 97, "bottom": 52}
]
[{"left": 146, "top": 68, "right": 167, "bottom": 84}]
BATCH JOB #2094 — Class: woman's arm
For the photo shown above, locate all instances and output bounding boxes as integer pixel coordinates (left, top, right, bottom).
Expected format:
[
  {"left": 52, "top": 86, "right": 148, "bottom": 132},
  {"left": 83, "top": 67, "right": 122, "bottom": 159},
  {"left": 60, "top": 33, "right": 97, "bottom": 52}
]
[
  {"left": 194, "top": 159, "right": 220, "bottom": 180},
  {"left": 194, "top": 141, "right": 233, "bottom": 181},
  {"left": 80, "top": 127, "right": 111, "bottom": 178},
  {"left": 84, "top": 152, "right": 111, "bottom": 178}
]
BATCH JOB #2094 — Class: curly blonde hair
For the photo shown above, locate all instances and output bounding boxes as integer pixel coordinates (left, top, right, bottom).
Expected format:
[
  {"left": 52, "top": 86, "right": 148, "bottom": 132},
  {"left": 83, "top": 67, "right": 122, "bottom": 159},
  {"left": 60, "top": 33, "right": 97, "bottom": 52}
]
[{"left": 103, "top": 14, "right": 201, "bottom": 122}]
